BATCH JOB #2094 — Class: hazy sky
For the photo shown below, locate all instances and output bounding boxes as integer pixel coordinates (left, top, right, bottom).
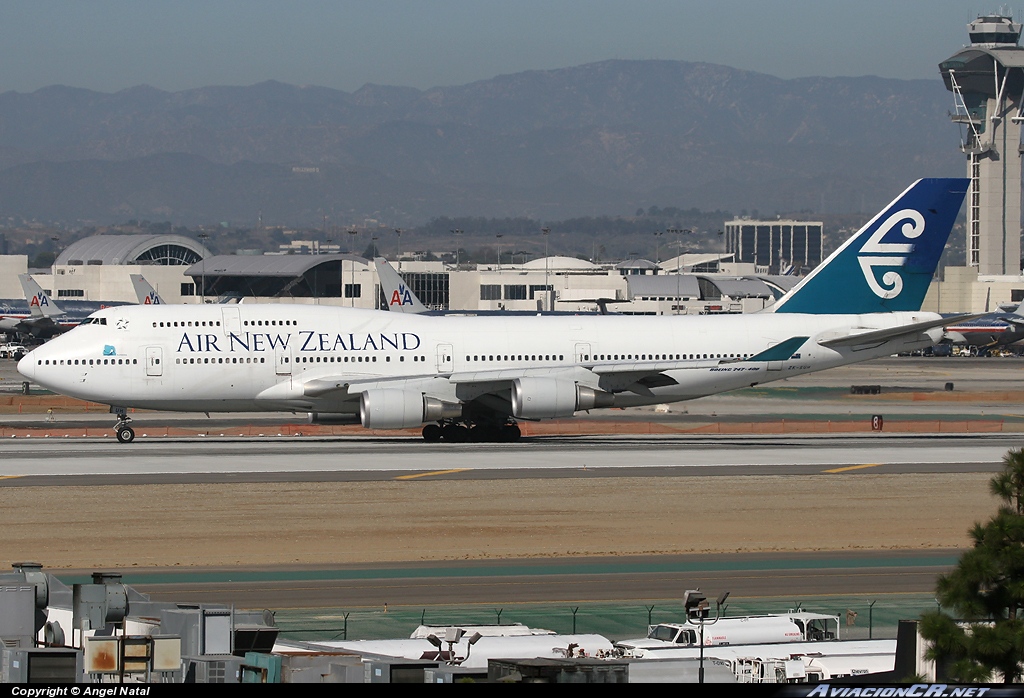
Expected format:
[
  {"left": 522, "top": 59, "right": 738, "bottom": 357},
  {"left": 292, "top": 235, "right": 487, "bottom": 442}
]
[{"left": 0, "top": 0, "right": 999, "bottom": 93}]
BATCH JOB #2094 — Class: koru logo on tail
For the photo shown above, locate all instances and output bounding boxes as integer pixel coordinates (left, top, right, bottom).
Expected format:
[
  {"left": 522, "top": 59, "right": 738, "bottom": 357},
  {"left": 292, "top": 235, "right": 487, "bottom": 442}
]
[{"left": 857, "top": 209, "right": 924, "bottom": 299}]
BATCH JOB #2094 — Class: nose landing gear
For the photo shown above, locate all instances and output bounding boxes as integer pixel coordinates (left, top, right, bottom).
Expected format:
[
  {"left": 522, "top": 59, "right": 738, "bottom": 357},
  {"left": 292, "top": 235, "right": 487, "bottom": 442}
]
[{"left": 112, "top": 408, "right": 135, "bottom": 444}]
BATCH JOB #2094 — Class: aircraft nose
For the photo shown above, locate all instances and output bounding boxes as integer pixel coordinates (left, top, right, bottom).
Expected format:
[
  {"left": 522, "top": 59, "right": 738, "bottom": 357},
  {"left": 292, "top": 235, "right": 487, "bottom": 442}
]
[{"left": 17, "top": 351, "right": 35, "bottom": 380}]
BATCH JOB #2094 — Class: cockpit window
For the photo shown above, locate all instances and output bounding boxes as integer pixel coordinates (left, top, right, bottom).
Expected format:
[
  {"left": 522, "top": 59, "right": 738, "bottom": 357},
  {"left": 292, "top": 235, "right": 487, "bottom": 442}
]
[{"left": 82, "top": 317, "right": 107, "bottom": 325}]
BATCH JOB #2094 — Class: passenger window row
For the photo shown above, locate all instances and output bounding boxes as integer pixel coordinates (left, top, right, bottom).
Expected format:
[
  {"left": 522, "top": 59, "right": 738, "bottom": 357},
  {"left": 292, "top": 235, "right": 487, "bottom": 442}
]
[
  {"left": 285, "top": 355, "right": 429, "bottom": 364},
  {"left": 154, "top": 321, "right": 222, "bottom": 328},
  {"left": 39, "top": 358, "right": 137, "bottom": 366},
  {"left": 582, "top": 353, "right": 751, "bottom": 361},
  {"left": 177, "top": 357, "right": 266, "bottom": 364},
  {"left": 242, "top": 320, "right": 296, "bottom": 327},
  {"left": 467, "top": 354, "right": 565, "bottom": 362}
]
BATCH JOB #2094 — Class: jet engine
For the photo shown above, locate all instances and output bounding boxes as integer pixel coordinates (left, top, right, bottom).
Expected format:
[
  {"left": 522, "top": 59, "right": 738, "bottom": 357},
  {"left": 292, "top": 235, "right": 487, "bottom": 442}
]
[
  {"left": 359, "top": 389, "right": 461, "bottom": 429},
  {"left": 511, "top": 378, "right": 613, "bottom": 419}
]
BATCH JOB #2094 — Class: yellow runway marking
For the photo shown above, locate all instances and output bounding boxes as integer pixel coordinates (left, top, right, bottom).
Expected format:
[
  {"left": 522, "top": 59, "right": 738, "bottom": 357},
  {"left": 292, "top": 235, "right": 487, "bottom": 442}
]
[
  {"left": 822, "top": 463, "right": 883, "bottom": 474},
  {"left": 0, "top": 475, "right": 23, "bottom": 480},
  {"left": 395, "top": 468, "right": 470, "bottom": 480}
]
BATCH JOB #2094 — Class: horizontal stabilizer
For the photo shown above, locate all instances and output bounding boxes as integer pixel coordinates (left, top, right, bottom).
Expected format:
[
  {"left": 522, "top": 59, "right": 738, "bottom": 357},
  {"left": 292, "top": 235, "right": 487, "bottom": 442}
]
[
  {"left": 744, "top": 337, "right": 809, "bottom": 362},
  {"left": 818, "top": 313, "right": 987, "bottom": 348}
]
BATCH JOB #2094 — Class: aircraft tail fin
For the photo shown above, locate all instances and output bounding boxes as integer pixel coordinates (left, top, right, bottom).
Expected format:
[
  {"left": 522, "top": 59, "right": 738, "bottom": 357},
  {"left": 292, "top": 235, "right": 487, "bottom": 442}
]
[
  {"left": 773, "top": 178, "right": 968, "bottom": 314},
  {"left": 129, "top": 274, "right": 164, "bottom": 305},
  {"left": 19, "top": 274, "right": 65, "bottom": 318},
  {"left": 373, "top": 258, "right": 429, "bottom": 314}
]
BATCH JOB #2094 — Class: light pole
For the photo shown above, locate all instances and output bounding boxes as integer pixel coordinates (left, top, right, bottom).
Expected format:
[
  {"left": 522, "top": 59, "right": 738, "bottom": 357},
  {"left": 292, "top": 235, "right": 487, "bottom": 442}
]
[
  {"left": 683, "top": 589, "right": 730, "bottom": 684},
  {"left": 541, "top": 227, "right": 551, "bottom": 311},
  {"left": 653, "top": 230, "right": 664, "bottom": 267},
  {"left": 370, "top": 235, "right": 381, "bottom": 307},
  {"left": 394, "top": 228, "right": 403, "bottom": 257},
  {"left": 450, "top": 229, "right": 463, "bottom": 269},
  {"left": 197, "top": 232, "right": 210, "bottom": 304},
  {"left": 49, "top": 235, "right": 61, "bottom": 302},
  {"left": 495, "top": 234, "right": 503, "bottom": 270},
  {"left": 666, "top": 228, "right": 684, "bottom": 315},
  {"left": 347, "top": 229, "right": 358, "bottom": 307}
]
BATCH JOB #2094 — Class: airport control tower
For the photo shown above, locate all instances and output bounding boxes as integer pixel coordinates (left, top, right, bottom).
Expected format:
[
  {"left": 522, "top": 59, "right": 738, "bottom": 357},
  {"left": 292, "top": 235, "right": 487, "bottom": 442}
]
[{"left": 940, "top": 14, "right": 1024, "bottom": 275}]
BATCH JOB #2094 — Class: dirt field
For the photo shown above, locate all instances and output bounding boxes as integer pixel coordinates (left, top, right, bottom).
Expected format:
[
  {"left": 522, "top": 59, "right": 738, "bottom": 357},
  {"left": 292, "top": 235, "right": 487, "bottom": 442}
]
[{"left": 0, "top": 472, "right": 995, "bottom": 569}]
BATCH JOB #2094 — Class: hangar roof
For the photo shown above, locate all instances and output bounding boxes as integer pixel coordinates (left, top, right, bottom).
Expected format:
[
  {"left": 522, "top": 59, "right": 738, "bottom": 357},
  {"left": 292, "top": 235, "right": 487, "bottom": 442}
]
[
  {"left": 704, "top": 277, "right": 773, "bottom": 299},
  {"left": 185, "top": 254, "right": 368, "bottom": 278},
  {"left": 57, "top": 235, "right": 211, "bottom": 266},
  {"left": 521, "top": 256, "right": 598, "bottom": 270},
  {"left": 625, "top": 274, "right": 701, "bottom": 298}
]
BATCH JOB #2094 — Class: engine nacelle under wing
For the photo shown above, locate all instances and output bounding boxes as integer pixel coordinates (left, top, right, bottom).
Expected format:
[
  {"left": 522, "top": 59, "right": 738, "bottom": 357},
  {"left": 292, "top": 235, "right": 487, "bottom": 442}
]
[
  {"left": 359, "top": 389, "right": 461, "bottom": 429},
  {"left": 511, "top": 377, "right": 613, "bottom": 419}
]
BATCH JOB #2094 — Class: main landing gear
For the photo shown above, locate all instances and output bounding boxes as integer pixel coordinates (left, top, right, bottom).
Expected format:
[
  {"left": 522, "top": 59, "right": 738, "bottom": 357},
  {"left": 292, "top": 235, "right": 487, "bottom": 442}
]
[
  {"left": 422, "top": 420, "right": 521, "bottom": 443},
  {"left": 113, "top": 408, "right": 135, "bottom": 444}
]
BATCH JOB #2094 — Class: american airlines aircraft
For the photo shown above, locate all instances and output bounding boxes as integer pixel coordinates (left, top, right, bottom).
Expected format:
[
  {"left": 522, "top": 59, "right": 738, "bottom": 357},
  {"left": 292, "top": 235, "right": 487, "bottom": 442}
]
[
  {"left": 19, "top": 179, "right": 970, "bottom": 444},
  {"left": 129, "top": 274, "right": 165, "bottom": 306},
  {"left": 0, "top": 275, "right": 72, "bottom": 339}
]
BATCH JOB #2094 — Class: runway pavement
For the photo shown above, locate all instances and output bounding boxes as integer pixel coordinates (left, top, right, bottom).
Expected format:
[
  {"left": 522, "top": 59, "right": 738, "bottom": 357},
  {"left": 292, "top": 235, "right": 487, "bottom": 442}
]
[{"left": 0, "top": 432, "right": 1012, "bottom": 485}]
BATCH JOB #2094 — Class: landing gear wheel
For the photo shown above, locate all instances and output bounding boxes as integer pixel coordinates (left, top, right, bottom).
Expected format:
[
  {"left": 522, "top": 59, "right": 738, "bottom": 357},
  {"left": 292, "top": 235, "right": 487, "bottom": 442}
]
[
  {"left": 502, "top": 424, "right": 521, "bottom": 442},
  {"left": 470, "top": 425, "right": 497, "bottom": 443},
  {"left": 441, "top": 423, "right": 469, "bottom": 443},
  {"left": 116, "top": 426, "right": 135, "bottom": 444},
  {"left": 422, "top": 424, "right": 442, "bottom": 442}
]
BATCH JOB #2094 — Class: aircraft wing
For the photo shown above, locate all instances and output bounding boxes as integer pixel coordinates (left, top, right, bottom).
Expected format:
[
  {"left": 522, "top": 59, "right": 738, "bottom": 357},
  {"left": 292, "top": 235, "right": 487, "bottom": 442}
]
[
  {"left": 818, "top": 313, "right": 987, "bottom": 348},
  {"left": 294, "top": 338, "right": 815, "bottom": 402},
  {"left": 290, "top": 335, "right": 815, "bottom": 399}
]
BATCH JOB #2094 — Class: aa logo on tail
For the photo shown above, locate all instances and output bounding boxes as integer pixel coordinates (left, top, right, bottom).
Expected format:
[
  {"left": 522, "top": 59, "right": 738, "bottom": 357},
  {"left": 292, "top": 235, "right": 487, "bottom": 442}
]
[
  {"left": 29, "top": 293, "right": 48, "bottom": 308},
  {"left": 143, "top": 293, "right": 161, "bottom": 305},
  {"left": 857, "top": 209, "right": 925, "bottom": 300},
  {"left": 390, "top": 285, "right": 415, "bottom": 306}
]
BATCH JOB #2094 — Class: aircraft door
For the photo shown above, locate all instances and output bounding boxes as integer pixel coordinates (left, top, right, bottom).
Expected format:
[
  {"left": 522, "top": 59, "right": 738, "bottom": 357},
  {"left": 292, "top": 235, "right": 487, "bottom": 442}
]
[
  {"left": 436, "top": 343, "right": 454, "bottom": 373},
  {"left": 145, "top": 346, "right": 163, "bottom": 376},
  {"left": 575, "top": 343, "right": 592, "bottom": 363},
  {"left": 766, "top": 341, "right": 783, "bottom": 371},
  {"left": 221, "top": 307, "right": 241, "bottom": 335},
  {"left": 276, "top": 347, "right": 292, "bottom": 376}
]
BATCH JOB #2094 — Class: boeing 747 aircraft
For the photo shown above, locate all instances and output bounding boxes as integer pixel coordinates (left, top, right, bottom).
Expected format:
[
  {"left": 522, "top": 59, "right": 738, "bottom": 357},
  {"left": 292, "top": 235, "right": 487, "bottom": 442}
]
[{"left": 19, "top": 179, "right": 971, "bottom": 443}]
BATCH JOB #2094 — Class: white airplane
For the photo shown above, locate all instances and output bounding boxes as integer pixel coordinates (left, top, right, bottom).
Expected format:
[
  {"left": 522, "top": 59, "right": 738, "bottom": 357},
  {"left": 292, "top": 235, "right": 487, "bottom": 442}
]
[
  {"left": 129, "top": 274, "right": 165, "bottom": 306},
  {"left": 19, "top": 178, "right": 971, "bottom": 444}
]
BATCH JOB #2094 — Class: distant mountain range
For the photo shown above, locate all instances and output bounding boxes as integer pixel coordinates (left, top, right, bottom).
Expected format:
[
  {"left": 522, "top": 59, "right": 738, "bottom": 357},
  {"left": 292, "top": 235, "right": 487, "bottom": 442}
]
[{"left": 0, "top": 60, "right": 964, "bottom": 226}]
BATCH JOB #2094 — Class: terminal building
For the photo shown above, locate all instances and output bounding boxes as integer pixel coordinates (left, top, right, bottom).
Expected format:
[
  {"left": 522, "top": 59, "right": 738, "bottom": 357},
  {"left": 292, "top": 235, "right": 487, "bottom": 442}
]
[
  {"left": 0, "top": 233, "right": 798, "bottom": 318},
  {"left": 723, "top": 219, "right": 823, "bottom": 274}
]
